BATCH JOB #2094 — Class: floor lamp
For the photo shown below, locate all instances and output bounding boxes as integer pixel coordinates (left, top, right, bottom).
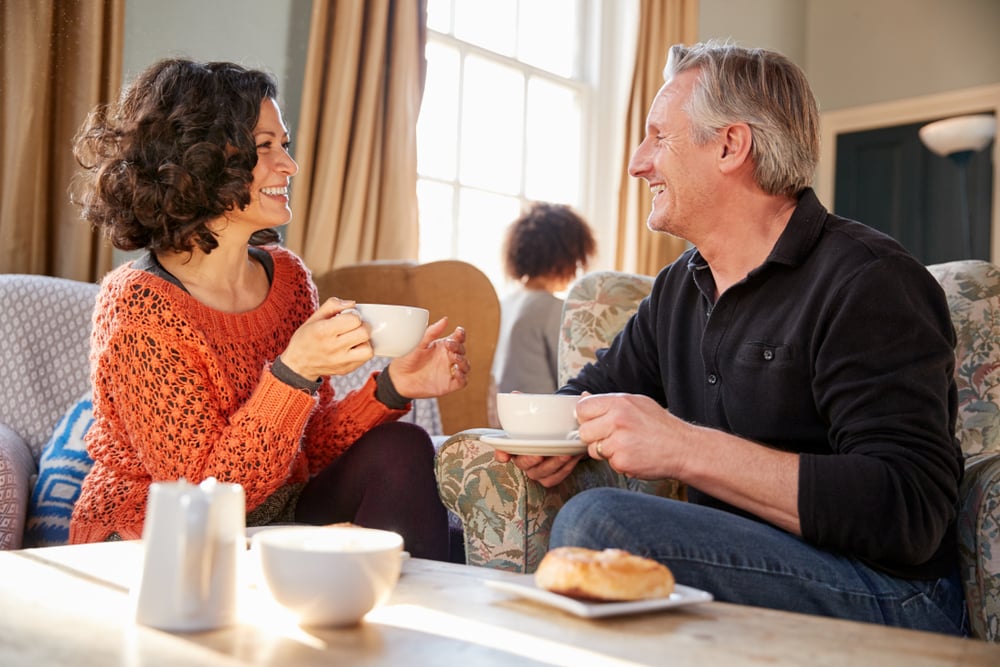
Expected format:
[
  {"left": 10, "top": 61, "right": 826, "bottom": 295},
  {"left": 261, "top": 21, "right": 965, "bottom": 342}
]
[{"left": 918, "top": 114, "right": 996, "bottom": 259}]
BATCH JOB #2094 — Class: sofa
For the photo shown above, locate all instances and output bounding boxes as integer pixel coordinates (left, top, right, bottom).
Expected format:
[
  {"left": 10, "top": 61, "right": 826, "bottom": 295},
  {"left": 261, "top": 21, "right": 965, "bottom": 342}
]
[
  {"left": 435, "top": 260, "right": 1000, "bottom": 641},
  {"left": 0, "top": 273, "right": 443, "bottom": 551}
]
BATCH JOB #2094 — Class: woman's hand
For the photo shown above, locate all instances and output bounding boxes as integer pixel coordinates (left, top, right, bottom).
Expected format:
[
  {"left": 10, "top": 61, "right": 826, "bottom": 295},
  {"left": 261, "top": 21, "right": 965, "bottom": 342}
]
[
  {"left": 386, "top": 318, "right": 469, "bottom": 399},
  {"left": 279, "top": 297, "right": 374, "bottom": 379}
]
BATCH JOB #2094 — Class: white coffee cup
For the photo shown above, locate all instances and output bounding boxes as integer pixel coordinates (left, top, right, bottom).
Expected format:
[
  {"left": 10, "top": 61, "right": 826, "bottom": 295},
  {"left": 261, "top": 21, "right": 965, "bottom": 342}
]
[
  {"left": 496, "top": 392, "right": 581, "bottom": 440},
  {"left": 354, "top": 303, "right": 429, "bottom": 357},
  {"left": 252, "top": 525, "right": 404, "bottom": 626},
  {"left": 133, "top": 478, "right": 245, "bottom": 632}
]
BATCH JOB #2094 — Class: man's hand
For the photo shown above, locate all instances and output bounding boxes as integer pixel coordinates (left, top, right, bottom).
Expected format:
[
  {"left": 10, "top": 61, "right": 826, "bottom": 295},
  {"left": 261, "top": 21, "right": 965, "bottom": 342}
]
[
  {"left": 575, "top": 392, "right": 690, "bottom": 480},
  {"left": 492, "top": 450, "right": 584, "bottom": 488}
]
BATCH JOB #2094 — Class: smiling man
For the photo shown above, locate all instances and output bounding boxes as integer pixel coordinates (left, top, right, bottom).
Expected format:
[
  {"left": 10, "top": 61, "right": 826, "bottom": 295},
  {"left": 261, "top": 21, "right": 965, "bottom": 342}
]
[{"left": 497, "top": 41, "right": 967, "bottom": 635}]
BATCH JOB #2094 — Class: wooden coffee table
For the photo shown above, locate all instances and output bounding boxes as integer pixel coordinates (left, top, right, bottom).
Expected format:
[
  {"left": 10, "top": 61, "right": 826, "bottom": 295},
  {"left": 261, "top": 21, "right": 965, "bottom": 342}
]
[{"left": 0, "top": 541, "right": 997, "bottom": 666}]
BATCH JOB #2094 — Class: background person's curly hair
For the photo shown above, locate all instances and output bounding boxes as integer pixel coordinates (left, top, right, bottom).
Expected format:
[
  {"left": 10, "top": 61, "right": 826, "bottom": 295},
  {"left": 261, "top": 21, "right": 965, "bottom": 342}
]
[
  {"left": 502, "top": 202, "right": 596, "bottom": 283},
  {"left": 71, "top": 58, "right": 282, "bottom": 254}
]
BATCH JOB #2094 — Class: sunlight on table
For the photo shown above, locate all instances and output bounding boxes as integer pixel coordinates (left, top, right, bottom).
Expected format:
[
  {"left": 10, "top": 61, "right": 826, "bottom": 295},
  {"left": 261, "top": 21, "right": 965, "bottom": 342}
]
[{"left": 366, "top": 603, "right": 643, "bottom": 667}]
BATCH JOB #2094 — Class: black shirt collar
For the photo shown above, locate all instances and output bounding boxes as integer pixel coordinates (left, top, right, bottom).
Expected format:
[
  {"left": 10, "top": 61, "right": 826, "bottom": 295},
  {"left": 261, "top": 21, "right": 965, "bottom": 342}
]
[{"left": 686, "top": 187, "right": 830, "bottom": 275}]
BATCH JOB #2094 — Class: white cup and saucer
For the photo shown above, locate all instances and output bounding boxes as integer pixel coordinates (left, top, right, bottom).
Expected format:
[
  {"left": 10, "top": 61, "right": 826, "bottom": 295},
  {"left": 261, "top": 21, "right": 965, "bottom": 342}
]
[{"left": 482, "top": 393, "right": 586, "bottom": 455}]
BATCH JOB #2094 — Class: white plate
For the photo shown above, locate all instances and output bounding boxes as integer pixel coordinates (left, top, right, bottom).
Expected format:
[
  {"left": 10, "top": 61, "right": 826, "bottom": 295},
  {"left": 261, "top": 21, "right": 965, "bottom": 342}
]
[
  {"left": 483, "top": 575, "right": 713, "bottom": 618},
  {"left": 480, "top": 434, "right": 588, "bottom": 456}
]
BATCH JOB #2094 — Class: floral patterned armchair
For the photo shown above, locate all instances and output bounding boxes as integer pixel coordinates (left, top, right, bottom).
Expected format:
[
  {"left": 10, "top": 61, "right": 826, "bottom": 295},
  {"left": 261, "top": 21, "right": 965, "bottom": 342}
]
[
  {"left": 927, "top": 260, "right": 1000, "bottom": 641},
  {"left": 435, "top": 260, "right": 1000, "bottom": 641}
]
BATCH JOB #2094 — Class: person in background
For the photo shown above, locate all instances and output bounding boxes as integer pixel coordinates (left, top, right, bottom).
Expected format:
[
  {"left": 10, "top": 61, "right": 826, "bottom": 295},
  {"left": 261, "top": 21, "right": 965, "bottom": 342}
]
[
  {"left": 68, "top": 58, "right": 470, "bottom": 560},
  {"left": 496, "top": 41, "right": 967, "bottom": 634},
  {"left": 493, "top": 202, "right": 597, "bottom": 394}
]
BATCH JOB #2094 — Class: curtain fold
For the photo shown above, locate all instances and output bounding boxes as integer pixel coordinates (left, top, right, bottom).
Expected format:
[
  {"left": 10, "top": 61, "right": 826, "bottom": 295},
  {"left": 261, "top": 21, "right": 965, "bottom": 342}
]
[
  {"left": 0, "top": 0, "right": 122, "bottom": 281},
  {"left": 286, "top": 0, "right": 427, "bottom": 274},
  {"left": 615, "top": 0, "right": 698, "bottom": 276}
]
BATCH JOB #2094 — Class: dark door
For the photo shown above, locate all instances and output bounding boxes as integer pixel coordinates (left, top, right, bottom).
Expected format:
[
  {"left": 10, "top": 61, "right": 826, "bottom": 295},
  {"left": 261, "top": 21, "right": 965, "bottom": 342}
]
[{"left": 834, "top": 117, "right": 994, "bottom": 264}]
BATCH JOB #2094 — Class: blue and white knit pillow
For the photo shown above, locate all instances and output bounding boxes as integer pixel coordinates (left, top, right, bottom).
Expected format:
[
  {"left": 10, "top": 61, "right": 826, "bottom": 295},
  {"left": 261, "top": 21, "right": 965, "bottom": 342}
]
[{"left": 24, "top": 394, "right": 95, "bottom": 547}]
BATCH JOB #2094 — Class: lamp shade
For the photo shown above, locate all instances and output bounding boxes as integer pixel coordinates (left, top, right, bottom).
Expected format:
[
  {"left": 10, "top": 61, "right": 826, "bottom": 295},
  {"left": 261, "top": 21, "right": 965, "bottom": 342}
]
[{"left": 918, "top": 114, "right": 996, "bottom": 158}]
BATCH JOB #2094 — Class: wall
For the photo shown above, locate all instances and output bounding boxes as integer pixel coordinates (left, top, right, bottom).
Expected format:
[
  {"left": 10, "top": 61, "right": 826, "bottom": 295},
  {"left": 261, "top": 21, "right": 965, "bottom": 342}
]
[
  {"left": 699, "top": 0, "right": 807, "bottom": 68},
  {"left": 806, "top": 0, "right": 1000, "bottom": 112},
  {"left": 124, "top": 0, "right": 1000, "bottom": 125},
  {"left": 123, "top": 0, "right": 311, "bottom": 135},
  {"left": 699, "top": 0, "right": 1000, "bottom": 112}
]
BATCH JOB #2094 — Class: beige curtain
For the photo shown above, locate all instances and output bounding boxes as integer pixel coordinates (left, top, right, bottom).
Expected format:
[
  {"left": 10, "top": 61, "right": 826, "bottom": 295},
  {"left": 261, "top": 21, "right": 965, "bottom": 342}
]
[
  {"left": 0, "top": 0, "right": 121, "bottom": 281},
  {"left": 286, "top": 0, "right": 427, "bottom": 274},
  {"left": 615, "top": 0, "right": 698, "bottom": 276}
]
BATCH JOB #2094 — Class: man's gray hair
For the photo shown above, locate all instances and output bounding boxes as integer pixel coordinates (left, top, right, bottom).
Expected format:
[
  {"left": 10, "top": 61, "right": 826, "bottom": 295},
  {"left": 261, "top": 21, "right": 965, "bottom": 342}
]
[{"left": 664, "top": 40, "right": 820, "bottom": 197}]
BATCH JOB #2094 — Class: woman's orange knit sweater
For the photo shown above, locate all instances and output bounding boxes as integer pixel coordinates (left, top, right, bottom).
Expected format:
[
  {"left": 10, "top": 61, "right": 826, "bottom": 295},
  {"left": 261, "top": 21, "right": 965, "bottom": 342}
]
[{"left": 69, "top": 246, "right": 406, "bottom": 544}]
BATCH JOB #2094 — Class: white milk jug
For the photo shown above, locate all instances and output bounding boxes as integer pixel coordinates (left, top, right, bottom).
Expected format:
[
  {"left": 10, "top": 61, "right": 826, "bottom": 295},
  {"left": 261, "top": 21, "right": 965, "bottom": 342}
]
[{"left": 134, "top": 478, "right": 245, "bottom": 631}]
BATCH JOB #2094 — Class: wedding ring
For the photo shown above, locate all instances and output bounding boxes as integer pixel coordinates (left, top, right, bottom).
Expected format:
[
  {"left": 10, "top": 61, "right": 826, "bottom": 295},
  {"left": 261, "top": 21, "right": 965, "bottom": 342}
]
[
  {"left": 596, "top": 441, "right": 604, "bottom": 459},
  {"left": 450, "top": 363, "right": 459, "bottom": 377}
]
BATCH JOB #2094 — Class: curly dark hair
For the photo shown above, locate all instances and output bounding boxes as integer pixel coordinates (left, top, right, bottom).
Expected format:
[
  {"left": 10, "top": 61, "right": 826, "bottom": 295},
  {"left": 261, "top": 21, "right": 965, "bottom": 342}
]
[
  {"left": 70, "top": 58, "right": 282, "bottom": 253},
  {"left": 502, "top": 202, "right": 596, "bottom": 283}
]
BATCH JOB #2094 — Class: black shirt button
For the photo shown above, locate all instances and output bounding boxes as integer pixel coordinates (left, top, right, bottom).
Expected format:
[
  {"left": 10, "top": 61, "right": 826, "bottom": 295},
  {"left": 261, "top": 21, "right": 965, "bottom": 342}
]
[
  {"left": 763, "top": 349, "right": 774, "bottom": 360},
  {"left": 707, "top": 373, "right": 718, "bottom": 385}
]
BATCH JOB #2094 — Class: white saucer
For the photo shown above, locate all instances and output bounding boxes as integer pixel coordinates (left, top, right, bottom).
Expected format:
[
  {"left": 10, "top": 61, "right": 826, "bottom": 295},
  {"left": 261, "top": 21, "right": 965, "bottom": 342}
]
[
  {"left": 480, "top": 433, "right": 588, "bottom": 456},
  {"left": 484, "top": 576, "right": 713, "bottom": 618}
]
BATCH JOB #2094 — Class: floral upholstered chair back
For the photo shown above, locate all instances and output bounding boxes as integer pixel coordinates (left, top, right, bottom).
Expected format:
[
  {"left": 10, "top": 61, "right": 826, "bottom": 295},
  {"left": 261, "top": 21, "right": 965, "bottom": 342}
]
[
  {"left": 926, "top": 259, "right": 1000, "bottom": 640},
  {"left": 928, "top": 260, "right": 1000, "bottom": 461},
  {"left": 557, "top": 271, "right": 655, "bottom": 387}
]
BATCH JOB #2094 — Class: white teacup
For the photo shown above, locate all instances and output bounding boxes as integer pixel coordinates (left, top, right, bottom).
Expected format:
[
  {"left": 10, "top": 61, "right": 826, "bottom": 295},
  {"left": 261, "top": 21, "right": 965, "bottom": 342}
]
[
  {"left": 496, "top": 392, "right": 581, "bottom": 441},
  {"left": 252, "top": 525, "right": 404, "bottom": 627},
  {"left": 354, "top": 303, "right": 429, "bottom": 357}
]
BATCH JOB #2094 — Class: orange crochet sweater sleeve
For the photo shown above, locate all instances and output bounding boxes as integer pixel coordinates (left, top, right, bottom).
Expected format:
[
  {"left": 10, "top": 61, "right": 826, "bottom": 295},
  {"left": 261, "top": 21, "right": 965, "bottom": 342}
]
[{"left": 69, "top": 246, "right": 407, "bottom": 544}]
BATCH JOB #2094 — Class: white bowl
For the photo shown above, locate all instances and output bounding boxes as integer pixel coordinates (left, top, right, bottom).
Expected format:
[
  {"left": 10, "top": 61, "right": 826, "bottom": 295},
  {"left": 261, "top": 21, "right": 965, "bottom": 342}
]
[
  {"left": 252, "top": 525, "right": 403, "bottom": 626},
  {"left": 496, "top": 393, "right": 580, "bottom": 440},
  {"left": 355, "top": 303, "right": 429, "bottom": 357}
]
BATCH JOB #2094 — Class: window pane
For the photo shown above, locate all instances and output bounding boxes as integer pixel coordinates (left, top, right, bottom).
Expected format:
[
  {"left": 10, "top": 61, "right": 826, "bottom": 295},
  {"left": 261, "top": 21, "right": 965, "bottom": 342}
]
[
  {"left": 417, "top": 43, "right": 460, "bottom": 180},
  {"left": 460, "top": 56, "right": 524, "bottom": 194},
  {"left": 517, "top": 0, "right": 579, "bottom": 77},
  {"left": 524, "top": 77, "right": 581, "bottom": 204},
  {"left": 426, "top": 0, "right": 451, "bottom": 33},
  {"left": 456, "top": 188, "right": 521, "bottom": 289},
  {"left": 454, "top": 0, "right": 515, "bottom": 56},
  {"left": 417, "top": 179, "right": 455, "bottom": 262}
]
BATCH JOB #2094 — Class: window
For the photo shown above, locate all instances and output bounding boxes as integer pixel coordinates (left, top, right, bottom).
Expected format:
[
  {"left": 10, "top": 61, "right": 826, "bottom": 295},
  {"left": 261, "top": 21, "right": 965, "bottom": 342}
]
[{"left": 418, "top": 0, "right": 628, "bottom": 292}]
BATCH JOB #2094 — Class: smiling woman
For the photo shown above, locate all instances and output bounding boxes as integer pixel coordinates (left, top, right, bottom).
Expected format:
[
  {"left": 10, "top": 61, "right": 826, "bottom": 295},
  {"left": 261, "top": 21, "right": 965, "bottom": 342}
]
[{"left": 66, "top": 58, "right": 471, "bottom": 561}]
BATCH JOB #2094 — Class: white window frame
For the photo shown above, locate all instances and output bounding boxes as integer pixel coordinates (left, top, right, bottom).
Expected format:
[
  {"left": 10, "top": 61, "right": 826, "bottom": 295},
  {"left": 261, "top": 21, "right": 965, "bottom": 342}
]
[{"left": 417, "top": 0, "right": 638, "bottom": 289}]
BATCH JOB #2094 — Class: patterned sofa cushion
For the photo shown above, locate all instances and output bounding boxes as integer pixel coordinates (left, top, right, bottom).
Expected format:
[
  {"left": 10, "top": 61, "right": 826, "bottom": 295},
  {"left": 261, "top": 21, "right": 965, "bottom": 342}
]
[
  {"left": 0, "top": 275, "right": 98, "bottom": 460},
  {"left": 24, "top": 394, "right": 95, "bottom": 547}
]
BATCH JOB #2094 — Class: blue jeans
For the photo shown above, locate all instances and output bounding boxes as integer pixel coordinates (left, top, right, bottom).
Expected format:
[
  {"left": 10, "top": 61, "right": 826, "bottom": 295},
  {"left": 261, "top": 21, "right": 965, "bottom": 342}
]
[{"left": 549, "top": 488, "right": 968, "bottom": 636}]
